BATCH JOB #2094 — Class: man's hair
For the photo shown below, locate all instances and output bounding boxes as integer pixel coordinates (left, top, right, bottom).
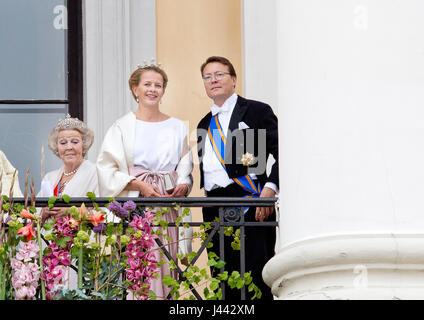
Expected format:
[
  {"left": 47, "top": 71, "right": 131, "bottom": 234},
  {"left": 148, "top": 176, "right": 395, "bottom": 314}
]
[{"left": 200, "top": 56, "right": 237, "bottom": 77}]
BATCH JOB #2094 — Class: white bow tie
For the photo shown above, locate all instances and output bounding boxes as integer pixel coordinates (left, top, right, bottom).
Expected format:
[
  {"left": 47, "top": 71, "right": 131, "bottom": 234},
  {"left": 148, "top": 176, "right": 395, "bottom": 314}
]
[{"left": 211, "top": 104, "right": 231, "bottom": 116}]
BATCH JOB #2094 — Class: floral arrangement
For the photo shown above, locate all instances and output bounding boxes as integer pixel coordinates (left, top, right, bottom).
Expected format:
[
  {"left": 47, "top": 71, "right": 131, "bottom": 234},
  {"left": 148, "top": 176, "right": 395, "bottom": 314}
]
[{"left": 0, "top": 172, "right": 261, "bottom": 300}]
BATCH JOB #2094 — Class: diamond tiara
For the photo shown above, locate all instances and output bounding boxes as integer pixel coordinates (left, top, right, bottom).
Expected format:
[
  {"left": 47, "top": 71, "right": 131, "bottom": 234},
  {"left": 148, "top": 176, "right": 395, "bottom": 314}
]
[
  {"left": 55, "top": 114, "right": 86, "bottom": 130},
  {"left": 137, "top": 58, "right": 162, "bottom": 70}
]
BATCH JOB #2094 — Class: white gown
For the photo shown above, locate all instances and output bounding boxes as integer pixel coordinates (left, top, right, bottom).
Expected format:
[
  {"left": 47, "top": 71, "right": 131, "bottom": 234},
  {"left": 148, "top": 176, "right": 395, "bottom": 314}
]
[
  {"left": 96, "top": 111, "right": 193, "bottom": 253},
  {"left": 37, "top": 159, "right": 99, "bottom": 197},
  {"left": 97, "top": 112, "right": 194, "bottom": 299},
  {"left": 37, "top": 159, "right": 99, "bottom": 291}
]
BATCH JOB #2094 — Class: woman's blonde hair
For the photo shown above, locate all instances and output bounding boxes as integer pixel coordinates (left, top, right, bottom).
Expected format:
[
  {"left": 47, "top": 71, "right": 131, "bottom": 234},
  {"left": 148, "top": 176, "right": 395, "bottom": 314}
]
[{"left": 128, "top": 65, "right": 168, "bottom": 102}]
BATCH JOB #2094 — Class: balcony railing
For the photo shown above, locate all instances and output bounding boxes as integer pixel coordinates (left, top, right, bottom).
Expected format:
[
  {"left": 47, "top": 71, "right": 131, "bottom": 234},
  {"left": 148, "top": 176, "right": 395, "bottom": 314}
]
[{"left": 2, "top": 197, "right": 278, "bottom": 300}]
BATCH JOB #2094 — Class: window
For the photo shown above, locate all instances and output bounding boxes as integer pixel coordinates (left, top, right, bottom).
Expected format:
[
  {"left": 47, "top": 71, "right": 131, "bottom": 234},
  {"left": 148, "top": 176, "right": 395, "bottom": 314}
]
[{"left": 0, "top": 0, "right": 83, "bottom": 193}]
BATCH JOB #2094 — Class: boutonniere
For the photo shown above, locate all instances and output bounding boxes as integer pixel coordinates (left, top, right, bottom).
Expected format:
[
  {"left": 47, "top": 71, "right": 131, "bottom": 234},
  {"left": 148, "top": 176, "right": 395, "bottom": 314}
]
[{"left": 241, "top": 152, "right": 256, "bottom": 167}]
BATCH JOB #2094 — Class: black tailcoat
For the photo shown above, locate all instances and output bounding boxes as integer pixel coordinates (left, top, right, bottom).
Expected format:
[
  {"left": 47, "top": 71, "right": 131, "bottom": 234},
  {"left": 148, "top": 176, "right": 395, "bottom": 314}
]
[{"left": 196, "top": 95, "right": 279, "bottom": 300}]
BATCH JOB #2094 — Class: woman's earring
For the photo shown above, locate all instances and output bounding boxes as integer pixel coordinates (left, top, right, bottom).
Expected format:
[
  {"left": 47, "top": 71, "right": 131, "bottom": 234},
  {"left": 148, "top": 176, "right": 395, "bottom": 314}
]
[{"left": 136, "top": 95, "right": 139, "bottom": 103}]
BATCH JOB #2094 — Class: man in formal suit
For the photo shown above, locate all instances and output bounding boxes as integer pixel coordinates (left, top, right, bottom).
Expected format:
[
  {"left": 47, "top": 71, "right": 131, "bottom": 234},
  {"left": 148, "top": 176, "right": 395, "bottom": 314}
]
[{"left": 196, "top": 56, "right": 278, "bottom": 300}]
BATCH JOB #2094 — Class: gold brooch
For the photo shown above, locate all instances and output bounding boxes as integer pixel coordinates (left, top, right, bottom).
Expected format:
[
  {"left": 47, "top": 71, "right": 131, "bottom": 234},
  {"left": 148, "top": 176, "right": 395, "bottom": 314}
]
[{"left": 241, "top": 153, "right": 256, "bottom": 167}]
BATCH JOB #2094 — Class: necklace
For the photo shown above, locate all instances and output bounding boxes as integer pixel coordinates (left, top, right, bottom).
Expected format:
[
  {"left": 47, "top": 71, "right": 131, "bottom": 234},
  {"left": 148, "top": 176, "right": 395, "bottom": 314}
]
[
  {"left": 58, "top": 180, "right": 68, "bottom": 196},
  {"left": 63, "top": 168, "right": 78, "bottom": 176}
]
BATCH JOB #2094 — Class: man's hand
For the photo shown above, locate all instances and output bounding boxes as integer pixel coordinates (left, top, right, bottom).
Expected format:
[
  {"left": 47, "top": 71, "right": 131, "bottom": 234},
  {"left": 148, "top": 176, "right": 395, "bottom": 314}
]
[{"left": 255, "top": 187, "right": 276, "bottom": 222}]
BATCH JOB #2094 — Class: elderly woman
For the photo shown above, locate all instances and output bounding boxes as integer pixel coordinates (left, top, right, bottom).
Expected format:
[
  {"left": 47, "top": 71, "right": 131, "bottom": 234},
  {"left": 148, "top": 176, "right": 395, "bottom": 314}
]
[
  {"left": 38, "top": 114, "right": 99, "bottom": 221},
  {"left": 0, "top": 150, "right": 23, "bottom": 197},
  {"left": 96, "top": 63, "right": 193, "bottom": 299}
]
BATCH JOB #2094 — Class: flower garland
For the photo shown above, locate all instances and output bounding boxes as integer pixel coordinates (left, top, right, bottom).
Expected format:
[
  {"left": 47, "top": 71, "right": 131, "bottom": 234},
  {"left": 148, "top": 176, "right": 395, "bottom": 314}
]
[
  {"left": 123, "top": 211, "right": 158, "bottom": 300},
  {"left": 11, "top": 240, "right": 40, "bottom": 300}
]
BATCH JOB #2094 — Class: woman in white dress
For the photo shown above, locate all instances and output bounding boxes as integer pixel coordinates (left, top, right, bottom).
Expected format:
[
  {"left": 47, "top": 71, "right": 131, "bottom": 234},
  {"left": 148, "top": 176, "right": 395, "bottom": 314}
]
[
  {"left": 38, "top": 115, "right": 98, "bottom": 214},
  {"left": 96, "top": 63, "right": 193, "bottom": 300},
  {"left": 37, "top": 115, "right": 99, "bottom": 292}
]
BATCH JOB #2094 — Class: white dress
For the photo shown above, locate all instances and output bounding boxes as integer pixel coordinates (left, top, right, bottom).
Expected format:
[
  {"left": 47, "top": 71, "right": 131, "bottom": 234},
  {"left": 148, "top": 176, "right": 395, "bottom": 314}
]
[
  {"left": 37, "top": 159, "right": 99, "bottom": 197},
  {"left": 97, "top": 112, "right": 194, "bottom": 299},
  {"left": 37, "top": 159, "right": 99, "bottom": 292},
  {"left": 96, "top": 112, "right": 193, "bottom": 197},
  {"left": 96, "top": 112, "right": 193, "bottom": 250}
]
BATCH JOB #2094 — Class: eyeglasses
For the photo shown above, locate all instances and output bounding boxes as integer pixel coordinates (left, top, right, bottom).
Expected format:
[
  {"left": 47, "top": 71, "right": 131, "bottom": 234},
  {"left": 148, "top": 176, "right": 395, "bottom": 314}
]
[{"left": 202, "top": 72, "right": 231, "bottom": 82}]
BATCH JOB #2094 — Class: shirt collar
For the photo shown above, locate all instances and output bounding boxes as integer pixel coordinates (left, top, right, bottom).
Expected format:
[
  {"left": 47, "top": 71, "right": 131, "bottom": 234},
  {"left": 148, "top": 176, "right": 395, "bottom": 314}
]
[{"left": 210, "top": 93, "right": 238, "bottom": 116}]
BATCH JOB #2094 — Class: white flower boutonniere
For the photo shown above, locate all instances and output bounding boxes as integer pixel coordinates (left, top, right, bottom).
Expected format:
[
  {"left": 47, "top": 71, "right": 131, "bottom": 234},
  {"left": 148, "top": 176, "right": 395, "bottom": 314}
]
[{"left": 241, "top": 152, "right": 256, "bottom": 167}]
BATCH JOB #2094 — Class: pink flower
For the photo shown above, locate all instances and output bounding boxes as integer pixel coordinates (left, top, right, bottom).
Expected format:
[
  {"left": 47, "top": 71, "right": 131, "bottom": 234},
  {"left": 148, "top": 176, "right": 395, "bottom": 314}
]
[
  {"left": 41, "top": 217, "right": 74, "bottom": 299},
  {"left": 10, "top": 258, "right": 24, "bottom": 269},
  {"left": 16, "top": 241, "right": 39, "bottom": 262},
  {"left": 68, "top": 218, "right": 80, "bottom": 229},
  {"left": 53, "top": 250, "right": 71, "bottom": 266},
  {"left": 124, "top": 211, "right": 159, "bottom": 300},
  {"left": 15, "top": 286, "right": 29, "bottom": 300},
  {"left": 11, "top": 241, "right": 41, "bottom": 300}
]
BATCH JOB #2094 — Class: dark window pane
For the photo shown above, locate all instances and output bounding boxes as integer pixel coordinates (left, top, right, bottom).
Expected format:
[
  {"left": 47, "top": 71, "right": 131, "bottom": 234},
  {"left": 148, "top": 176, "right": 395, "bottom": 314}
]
[{"left": 0, "top": 105, "right": 68, "bottom": 193}]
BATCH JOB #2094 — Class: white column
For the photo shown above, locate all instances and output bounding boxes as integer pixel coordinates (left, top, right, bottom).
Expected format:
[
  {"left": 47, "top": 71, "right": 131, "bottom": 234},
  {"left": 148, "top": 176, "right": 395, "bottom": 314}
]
[
  {"left": 83, "top": 0, "right": 156, "bottom": 162},
  {"left": 263, "top": 0, "right": 424, "bottom": 299}
]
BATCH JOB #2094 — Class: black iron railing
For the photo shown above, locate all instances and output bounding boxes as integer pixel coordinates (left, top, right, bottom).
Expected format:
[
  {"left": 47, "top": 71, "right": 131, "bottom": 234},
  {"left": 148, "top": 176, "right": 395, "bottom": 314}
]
[{"left": 4, "top": 197, "right": 278, "bottom": 300}]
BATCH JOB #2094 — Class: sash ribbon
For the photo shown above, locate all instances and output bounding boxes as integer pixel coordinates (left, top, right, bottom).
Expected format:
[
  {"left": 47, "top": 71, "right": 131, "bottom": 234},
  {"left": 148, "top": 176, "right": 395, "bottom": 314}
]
[{"left": 208, "top": 115, "right": 262, "bottom": 214}]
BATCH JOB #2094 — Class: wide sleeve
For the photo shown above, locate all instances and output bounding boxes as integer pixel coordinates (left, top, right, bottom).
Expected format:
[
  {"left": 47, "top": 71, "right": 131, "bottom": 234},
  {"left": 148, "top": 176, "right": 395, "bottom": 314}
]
[
  {"left": 261, "top": 104, "right": 279, "bottom": 188},
  {"left": 96, "top": 124, "right": 135, "bottom": 197},
  {"left": 83, "top": 161, "right": 99, "bottom": 196},
  {"left": 175, "top": 125, "right": 194, "bottom": 195}
]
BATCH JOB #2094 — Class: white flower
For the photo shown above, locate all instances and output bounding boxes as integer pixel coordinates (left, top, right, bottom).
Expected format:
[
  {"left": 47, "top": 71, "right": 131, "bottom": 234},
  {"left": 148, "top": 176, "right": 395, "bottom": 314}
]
[{"left": 241, "top": 153, "right": 256, "bottom": 167}]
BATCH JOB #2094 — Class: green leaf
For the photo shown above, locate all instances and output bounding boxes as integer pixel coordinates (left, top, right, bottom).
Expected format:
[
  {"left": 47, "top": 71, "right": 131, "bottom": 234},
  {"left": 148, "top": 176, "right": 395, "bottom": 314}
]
[
  {"left": 207, "top": 259, "right": 217, "bottom": 267},
  {"left": 210, "top": 280, "right": 219, "bottom": 291},
  {"left": 86, "top": 192, "right": 96, "bottom": 201},
  {"left": 62, "top": 194, "right": 71, "bottom": 204},
  {"left": 236, "top": 279, "right": 245, "bottom": 289},
  {"left": 183, "top": 207, "right": 191, "bottom": 216},
  {"left": 48, "top": 196, "right": 59, "bottom": 209},
  {"left": 43, "top": 222, "right": 54, "bottom": 231},
  {"left": 215, "top": 260, "right": 226, "bottom": 269}
]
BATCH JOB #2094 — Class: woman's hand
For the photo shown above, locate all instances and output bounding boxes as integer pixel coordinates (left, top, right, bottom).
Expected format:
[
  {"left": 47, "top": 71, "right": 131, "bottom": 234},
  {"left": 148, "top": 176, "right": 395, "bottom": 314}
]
[
  {"left": 138, "top": 181, "right": 163, "bottom": 197},
  {"left": 170, "top": 184, "right": 188, "bottom": 197},
  {"left": 41, "top": 207, "right": 69, "bottom": 223}
]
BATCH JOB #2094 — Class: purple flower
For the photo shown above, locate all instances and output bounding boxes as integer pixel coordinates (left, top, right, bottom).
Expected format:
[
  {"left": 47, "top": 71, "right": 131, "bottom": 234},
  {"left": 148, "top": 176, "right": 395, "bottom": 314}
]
[
  {"left": 93, "top": 223, "right": 107, "bottom": 234},
  {"left": 108, "top": 201, "right": 128, "bottom": 218},
  {"left": 107, "top": 201, "right": 122, "bottom": 212},
  {"left": 123, "top": 200, "right": 136, "bottom": 212}
]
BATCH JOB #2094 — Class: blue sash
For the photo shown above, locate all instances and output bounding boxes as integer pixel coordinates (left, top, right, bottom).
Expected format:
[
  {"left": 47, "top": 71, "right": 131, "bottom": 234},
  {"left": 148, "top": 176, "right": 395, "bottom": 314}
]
[{"left": 208, "top": 115, "right": 262, "bottom": 214}]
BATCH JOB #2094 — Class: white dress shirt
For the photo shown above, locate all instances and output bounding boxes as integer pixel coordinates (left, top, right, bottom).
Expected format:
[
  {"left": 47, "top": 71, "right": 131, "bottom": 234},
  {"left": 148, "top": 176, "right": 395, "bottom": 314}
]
[
  {"left": 203, "top": 94, "right": 278, "bottom": 194},
  {"left": 203, "top": 94, "right": 238, "bottom": 191}
]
